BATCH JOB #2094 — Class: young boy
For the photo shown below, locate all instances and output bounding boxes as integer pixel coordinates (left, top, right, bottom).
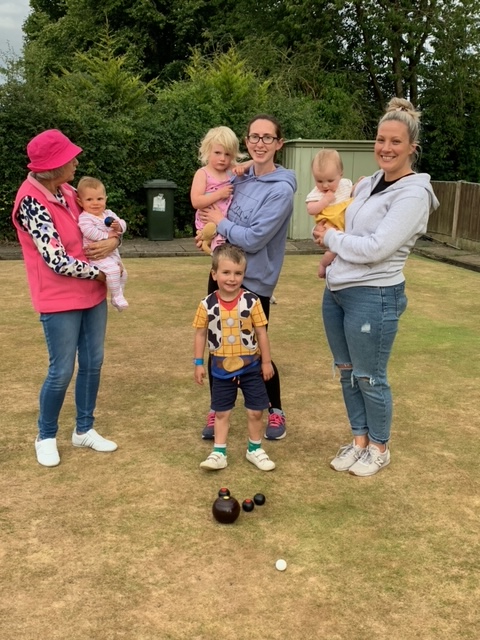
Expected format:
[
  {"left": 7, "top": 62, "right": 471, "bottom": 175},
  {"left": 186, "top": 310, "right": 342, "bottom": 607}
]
[
  {"left": 306, "top": 149, "right": 353, "bottom": 278},
  {"left": 193, "top": 244, "right": 276, "bottom": 471},
  {"left": 77, "top": 177, "right": 128, "bottom": 311}
]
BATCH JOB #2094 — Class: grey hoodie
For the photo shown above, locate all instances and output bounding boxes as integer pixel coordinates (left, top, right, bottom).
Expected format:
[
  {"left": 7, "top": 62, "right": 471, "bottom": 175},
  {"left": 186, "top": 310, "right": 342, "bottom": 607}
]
[
  {"left": 324, "top": 171, "right": 440, "bottom": 291},
  {"left": 217, "top": 165, "right": 297, "bottom": 298}
]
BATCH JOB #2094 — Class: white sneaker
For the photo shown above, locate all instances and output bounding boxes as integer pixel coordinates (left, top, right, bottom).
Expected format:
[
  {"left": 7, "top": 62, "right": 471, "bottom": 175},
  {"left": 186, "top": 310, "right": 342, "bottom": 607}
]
[
  {"left": 246, "top": 448, "right": 275, "bottom": 471},
  {"left": 349, "top": 444, "right": 390, "bottom": 477},
  {"left": 72, "top": 428, "right": 118, "bottom": 452},
  {"left": 330, "top": 441, "right": 366, "bottom": 472},
  {"left": 35, "top": 437, "right": 60, "bottom": 467},
  {"left": 200, "top": 452, "right": 227, "bottom": 470}
]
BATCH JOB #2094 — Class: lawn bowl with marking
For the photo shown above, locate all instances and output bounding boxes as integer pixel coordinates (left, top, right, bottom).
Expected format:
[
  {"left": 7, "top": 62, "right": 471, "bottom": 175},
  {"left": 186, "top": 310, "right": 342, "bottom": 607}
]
[
  {"left": 218, "top": 487, "right": 230, "bottom": 497},
  {"left": 212, "top": 495, "right": 240, "bottom": 524},
  {"left": 242, "top": 498, "right": 255, "bottom": 512}
]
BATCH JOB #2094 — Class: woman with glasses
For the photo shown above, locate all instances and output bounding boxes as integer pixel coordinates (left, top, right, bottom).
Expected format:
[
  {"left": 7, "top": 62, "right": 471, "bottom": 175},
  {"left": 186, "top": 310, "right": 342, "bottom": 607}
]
[{"left": 197, "top": 114, "right": 297, "bottom": 442}]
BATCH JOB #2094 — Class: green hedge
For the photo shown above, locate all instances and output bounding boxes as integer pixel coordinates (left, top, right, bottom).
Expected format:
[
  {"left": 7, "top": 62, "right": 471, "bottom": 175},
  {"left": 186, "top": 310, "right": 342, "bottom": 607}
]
[{"left": 0, "top": 49, "right": 366, "bottom": 241}]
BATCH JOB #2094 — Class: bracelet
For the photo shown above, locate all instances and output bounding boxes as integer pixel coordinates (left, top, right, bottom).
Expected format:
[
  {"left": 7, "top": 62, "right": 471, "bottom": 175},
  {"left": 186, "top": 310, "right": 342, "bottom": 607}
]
[{"left": 193, "top": 358, "right": 204, "bottom": 366}]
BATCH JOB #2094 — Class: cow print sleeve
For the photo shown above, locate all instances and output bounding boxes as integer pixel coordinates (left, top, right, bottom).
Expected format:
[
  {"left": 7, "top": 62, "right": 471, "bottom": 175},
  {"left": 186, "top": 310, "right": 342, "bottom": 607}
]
[{"left": 17, "top": 196, "right": 100, "bottom": 279}]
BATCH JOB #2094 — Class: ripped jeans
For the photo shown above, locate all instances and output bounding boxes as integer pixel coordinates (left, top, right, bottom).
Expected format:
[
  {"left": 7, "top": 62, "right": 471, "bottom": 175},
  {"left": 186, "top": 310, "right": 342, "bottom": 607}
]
[{"left": 322, "top": 283, "right": 407, "bottom": 445}]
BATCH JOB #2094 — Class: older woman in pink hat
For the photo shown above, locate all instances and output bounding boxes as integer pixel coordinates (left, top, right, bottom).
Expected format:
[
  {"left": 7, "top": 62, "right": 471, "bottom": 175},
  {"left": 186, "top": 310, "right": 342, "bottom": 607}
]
[{"left": 12, "top": 129, "right": 120, "bottom": 467}]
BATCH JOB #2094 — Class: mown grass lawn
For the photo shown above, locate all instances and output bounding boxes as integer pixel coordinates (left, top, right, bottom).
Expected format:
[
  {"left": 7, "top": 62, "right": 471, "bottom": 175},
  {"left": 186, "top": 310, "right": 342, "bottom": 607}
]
[{"left": 1, "top": 254, "right": 479, "bottom": 640}]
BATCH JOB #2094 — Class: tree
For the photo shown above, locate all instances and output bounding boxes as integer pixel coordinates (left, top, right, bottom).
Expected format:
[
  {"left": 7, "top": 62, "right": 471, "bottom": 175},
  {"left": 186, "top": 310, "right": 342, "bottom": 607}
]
[
  {"left": 5, "top": 0, "right": 480, "bottom": 237},
  {"left": 338, "top": 0, "right": 441, "bottom": 109},
  {"left": 420, "top": 1, "right": 480, "bottom": 181},
  {"left": 0, "top": 56, "right": 59, "bottom": 240},
  {"left": 23, "top": 0, "right": 235, "bottom": 82},
  {"left": 47, "top": 32, "right": 161, "bottom": 236}
]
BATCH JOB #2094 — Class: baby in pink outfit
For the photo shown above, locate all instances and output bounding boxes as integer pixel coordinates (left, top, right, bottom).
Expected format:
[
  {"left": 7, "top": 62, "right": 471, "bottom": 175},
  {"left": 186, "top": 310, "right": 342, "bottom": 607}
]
[{"left": 77, "top": 176, "right": 128, "bottom": 311}]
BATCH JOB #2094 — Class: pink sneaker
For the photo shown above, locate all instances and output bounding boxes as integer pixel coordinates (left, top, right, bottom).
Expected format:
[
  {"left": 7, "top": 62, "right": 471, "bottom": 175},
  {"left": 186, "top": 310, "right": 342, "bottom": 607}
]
[
  {"left": 265, "top": 409, "right": 286, "bottom": 440},
  {"left": 202, "top": 410, "right": 215, "bottom": 440}
]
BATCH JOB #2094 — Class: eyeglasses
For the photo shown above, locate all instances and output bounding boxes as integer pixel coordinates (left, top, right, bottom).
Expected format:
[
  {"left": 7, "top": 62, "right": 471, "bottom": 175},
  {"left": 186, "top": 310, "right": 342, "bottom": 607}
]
[{"left": 246, "top": 134, "right": 278, "bottom": 145}]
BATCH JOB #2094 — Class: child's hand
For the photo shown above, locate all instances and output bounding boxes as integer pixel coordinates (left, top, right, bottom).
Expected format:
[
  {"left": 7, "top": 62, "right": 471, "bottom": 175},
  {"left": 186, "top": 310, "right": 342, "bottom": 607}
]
[
  {"left": 194, "top": 365, "right": 206, "bottom": 385},
  {"left": 318, "top": 263, "right": 327, "bottom": 279},
  {"left": 216, "top": 184, "right": 233, "bottom": 200},
  {"left": 323, "top": 190, "right": 336, "bottom": 204},
  {"left": 261, "top": 361, "right": 274, "bottom": 381},
  {"left": 109, "top": 220, "right": 122, "bottom": 233}
]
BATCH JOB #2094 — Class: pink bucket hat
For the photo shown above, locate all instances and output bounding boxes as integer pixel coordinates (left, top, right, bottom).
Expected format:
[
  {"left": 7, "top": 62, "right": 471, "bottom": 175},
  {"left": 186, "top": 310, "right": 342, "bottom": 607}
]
[{"left": 27, "top": 129, "right": 83, "bottom": 172}]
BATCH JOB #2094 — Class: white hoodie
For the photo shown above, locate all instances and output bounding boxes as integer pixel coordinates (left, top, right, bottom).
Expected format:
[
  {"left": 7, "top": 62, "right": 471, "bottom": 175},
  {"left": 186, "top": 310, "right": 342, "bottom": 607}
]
[{"left": 324, "top": 171, "right": 440, "bottom": 291}]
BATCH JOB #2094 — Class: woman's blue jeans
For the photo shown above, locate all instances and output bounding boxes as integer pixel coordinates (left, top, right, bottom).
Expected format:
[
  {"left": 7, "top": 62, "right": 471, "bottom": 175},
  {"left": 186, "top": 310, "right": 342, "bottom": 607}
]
[
  {"left": 322, "top": 284, "right": 407, "bottom": 445},
  {"left": 38, "top": 300, "right": 107, "bottom": 439}
]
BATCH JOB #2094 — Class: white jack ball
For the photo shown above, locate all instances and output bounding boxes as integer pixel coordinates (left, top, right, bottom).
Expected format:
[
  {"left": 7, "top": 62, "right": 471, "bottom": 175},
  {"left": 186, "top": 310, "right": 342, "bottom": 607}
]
[{"left": 275, "top": 559, "right": 287, "bottom": 571}]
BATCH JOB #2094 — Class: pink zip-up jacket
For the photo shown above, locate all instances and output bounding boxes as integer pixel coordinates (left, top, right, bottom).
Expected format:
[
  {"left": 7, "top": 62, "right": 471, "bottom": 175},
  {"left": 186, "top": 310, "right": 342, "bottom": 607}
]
[{"left": 12, "top": 174, "right": 106, "bottom": 313}]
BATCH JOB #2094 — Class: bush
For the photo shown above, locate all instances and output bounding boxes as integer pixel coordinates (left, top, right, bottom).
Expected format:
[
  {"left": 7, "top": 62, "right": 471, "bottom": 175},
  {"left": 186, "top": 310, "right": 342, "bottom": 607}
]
[{"left": 0, "top": 45, "right": 369, "bottom": 241}]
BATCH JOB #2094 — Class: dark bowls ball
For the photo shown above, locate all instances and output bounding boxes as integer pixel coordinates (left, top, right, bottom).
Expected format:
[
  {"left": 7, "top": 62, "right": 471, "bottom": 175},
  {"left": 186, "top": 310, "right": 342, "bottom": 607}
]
[
  {"left": 212, "top": 496, "right": 240, "bottom": 524},
  {"left": 242, "top": 499, "right": 255, "bottom": 512}
]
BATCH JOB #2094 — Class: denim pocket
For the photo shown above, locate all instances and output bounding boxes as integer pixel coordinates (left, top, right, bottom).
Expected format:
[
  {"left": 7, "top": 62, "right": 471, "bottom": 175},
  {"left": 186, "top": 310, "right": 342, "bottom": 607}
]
[
  {"left": 380, "top": 284, "right": 408, "bottom": 319},
  {"left": 394, "top": 283, "right": 408, "bottom": 318}
]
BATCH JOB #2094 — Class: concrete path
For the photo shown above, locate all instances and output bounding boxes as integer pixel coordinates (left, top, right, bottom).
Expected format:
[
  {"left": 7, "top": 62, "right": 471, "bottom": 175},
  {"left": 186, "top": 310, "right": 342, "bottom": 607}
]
[
  {"left": 1, "top": 236, "right": 480, "bottom": 273},
  {"left": 0, "top": 238, "right": 322, "bottom": 260}
]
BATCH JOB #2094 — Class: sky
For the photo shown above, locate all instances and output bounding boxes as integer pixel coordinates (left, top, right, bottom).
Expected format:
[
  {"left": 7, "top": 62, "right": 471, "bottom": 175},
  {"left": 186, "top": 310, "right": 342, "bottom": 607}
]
[{"left": 0, "top": 0, "right": 31, "bottom": 56}]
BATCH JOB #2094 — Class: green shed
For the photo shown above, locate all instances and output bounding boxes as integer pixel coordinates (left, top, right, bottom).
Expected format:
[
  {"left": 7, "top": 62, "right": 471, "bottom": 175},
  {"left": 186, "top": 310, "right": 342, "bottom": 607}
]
[{"left": 282, "top": 139, "right": 378, "bottom": 240}]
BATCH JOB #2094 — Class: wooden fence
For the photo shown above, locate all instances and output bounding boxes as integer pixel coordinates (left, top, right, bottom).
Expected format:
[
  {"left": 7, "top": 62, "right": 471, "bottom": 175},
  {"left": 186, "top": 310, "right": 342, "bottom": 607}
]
[{"left": 429, "top": 181, "right": 480, "bottom": 250}]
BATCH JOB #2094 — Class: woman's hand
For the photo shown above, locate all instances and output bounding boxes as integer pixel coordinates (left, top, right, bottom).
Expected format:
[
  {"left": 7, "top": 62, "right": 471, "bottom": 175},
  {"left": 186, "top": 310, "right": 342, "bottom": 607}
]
[
  {"left": 194, "top": 229, "right": 204, "bottom": 250},
  {"left": 232, "top": 165, "right": 246, "bottom": 177},
  {"left": 232, "top": 160, "right": 252, "bottom": 176},
  {"left": 197, "top": 204, "right": 224, "bottom": 227},
  {"left": 312, "top": 221, "right": 329, "bottom": 246},
  {"left": 85, "top": 237, "right": 119, "bottom": 261}
]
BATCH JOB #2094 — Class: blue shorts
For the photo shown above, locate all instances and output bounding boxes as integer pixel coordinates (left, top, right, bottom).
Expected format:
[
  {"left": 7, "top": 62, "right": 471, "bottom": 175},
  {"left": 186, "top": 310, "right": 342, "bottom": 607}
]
[{"left": 211, "top": 367, "right": 270, "bottom": 412}]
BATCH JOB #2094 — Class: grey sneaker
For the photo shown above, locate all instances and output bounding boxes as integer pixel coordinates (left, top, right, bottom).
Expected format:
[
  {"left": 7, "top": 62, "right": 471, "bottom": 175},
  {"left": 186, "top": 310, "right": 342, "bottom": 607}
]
[
  {"left": 330, "top": 441, "right": 366, "bottom": 472},
  {"left": 349, "top": 444, "right": 390, "bottom": 477},
  {"left": 264, "top": 409, "right": 286, "bottom": 440},
  {"left": 200, "top": 452, "right": 227, "bottom": 470},
  {"left": 246, "top": 448, "right": 276, "bottom": 471}
]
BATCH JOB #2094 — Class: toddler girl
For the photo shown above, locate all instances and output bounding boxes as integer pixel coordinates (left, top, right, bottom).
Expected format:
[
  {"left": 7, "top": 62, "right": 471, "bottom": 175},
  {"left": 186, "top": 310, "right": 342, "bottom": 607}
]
[{"left": 191, "top": 126, "right": 249, "bottom": 254}]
